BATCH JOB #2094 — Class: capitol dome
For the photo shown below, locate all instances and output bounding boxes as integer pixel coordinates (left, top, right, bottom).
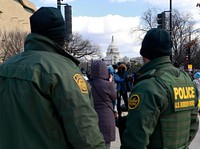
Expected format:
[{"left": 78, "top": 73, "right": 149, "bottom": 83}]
[
  {"left": 107, "top": 36, "right": 119, "bottom": 53},
  {"left": 104, "top": 36, "right": 120, "bottom": 65}
]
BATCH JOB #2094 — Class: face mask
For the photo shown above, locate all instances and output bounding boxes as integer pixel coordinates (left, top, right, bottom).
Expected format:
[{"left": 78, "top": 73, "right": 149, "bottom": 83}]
[{"left": 115, "top": 70, "right": 118, "bottom": 73}]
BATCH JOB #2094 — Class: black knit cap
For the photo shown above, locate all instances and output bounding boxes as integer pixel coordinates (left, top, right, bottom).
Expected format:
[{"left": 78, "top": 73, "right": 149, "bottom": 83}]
[
  {"left": 30, "top": 7, "right": 66, "bottom": 44},
  {"left": 140, "top": 28, "right": 172, "bottom": 60}
]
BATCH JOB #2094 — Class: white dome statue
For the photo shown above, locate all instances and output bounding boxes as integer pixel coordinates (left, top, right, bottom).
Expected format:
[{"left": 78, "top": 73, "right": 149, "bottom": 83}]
[
  {"left": 107, "top": 36, "right": 119, "bottom": 53},
  {"left": 104, "top": 36, "right": 120, "bottom": 65}
]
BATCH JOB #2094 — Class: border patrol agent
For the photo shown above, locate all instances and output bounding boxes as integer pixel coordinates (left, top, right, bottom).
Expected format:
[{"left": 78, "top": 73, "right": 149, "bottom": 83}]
[
  {"left": 121, "top": 28, "right": 199, "bottom": 149},
  {"left": 0, "top": 7, "right": 105, "bottom": 149}
]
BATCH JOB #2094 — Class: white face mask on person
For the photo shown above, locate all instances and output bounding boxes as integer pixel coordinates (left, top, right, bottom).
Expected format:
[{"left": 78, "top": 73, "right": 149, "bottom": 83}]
[{"left": 115, "top": 70, "right": 118, "bottom": 73}]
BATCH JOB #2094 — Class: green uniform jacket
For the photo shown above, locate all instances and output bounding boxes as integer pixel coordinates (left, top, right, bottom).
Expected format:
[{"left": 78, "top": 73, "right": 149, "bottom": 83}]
[
  {"left": 121, "top": 56, "right": 199, "bottom": 149},
  {"left": 0, "top": 33, "right": 105, "bottom": 149}
]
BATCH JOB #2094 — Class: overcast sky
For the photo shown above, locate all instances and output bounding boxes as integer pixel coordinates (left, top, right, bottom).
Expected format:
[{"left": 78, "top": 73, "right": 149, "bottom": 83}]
[{"left": 30, "top": 0, "right": 200, "bottom": 58}]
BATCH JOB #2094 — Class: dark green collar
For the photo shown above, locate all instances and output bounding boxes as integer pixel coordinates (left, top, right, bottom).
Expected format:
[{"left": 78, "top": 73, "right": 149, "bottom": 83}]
[
  {"left": 24, "top": 33, "right": 79, "bottom": 65},
  {"left": 138, "top": 56, "right": 172, "bottom": 75}
]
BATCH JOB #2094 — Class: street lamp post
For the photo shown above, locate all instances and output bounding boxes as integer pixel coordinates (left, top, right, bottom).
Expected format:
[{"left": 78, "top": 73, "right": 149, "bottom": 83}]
[
  {"left": 57, "top": 0, "right": 62, "bottom": 11},
  {"left": 169, "top": 0, "right": 172, "bottom": 38},
  {"left": 169, "top": 0, "right": 174, "bottom": 63}
]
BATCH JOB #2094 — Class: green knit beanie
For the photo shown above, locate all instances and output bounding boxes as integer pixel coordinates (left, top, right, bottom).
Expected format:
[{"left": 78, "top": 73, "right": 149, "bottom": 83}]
[
  {"left": 30, "top": 7, "right": 66, "bottom": 45},
  {"left": 140, "top": 28, "right": 172, "bottom": 60}
]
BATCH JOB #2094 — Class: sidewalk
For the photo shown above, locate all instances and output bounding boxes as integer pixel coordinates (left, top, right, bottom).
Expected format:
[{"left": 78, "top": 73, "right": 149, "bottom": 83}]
[
  {"left": 111, "top": 117, "right": 200, "bottom": 149},
  {"left": 111, "top": 127, "right": 120, "bottom": 149},
  {"left": 189, "top": 119, "right": 200, "bottom": 149}
]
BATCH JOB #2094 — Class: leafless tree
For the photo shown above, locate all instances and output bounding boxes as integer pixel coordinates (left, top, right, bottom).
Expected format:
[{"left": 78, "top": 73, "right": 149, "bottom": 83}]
[
  {"left": 132, "top": 8, "right": 200, "bottom": 68},
  {"left": 168, "top": 10, "right": 200, "bottom": 68},
  {"left": 64, "top": 33, "right": 102, "bottom": 60},
  {"left": 0, "top": 30, "right": 102, "bottom": 63},
  {"left": 0, "top": 30, "right": 27, "bottom": 62},
  {"left": 141, "top": 8, "right": 159, "bottom": 31},
  {"left": 130, "top": 8, "right": 160, "bottom": 41}
]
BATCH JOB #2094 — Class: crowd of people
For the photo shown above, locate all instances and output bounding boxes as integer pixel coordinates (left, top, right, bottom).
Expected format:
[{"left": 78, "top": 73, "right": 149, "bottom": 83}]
[
  {"left": 193, "top": 71, "right": 200, "bottom": 113},
  {"left": 0, "top": 6, "right": 199, "bottom": 149}
]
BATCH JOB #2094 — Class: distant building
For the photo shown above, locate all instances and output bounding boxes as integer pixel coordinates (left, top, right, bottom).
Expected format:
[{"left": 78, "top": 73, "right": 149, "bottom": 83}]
[
  {"left": 130, "top": 57, "right": 143, "bottom": 64},
  {"left": 0, "top": 0, "right": 36, "bottom": 32},
  {"left": 104, "top": 36, "right": 120, "bottom": 65}
]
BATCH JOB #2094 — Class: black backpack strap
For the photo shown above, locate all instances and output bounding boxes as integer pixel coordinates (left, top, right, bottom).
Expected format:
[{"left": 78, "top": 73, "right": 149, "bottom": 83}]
[
  {"left": 134, "top": 69, "right": 170, "bottom": 98},
  {"left": 134, "top": 69, "right": 158, "bottom": 85},
  {"left": 134, "top": 66, "right": 177, "bottom": 85}
]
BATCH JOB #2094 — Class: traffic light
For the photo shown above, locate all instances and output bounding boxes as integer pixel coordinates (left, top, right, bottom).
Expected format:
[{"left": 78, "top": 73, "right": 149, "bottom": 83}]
[
  {"left": 65, "top": 5, "right": 72, "bottom": 41},
  {"left": 157, "top": 12, "right": 166, "bottom": 29},
  {"left": 185, "top": 48, "right": 190, "bottom": 62}
]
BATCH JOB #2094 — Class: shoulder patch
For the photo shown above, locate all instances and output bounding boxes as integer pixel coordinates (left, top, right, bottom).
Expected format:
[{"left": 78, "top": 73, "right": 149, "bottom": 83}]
[
  {"left": 128, "top": 94, "right": 140, "bottom": 110},
  {"left": 73, "top": 74, "right": 88, "bottom": 94}
]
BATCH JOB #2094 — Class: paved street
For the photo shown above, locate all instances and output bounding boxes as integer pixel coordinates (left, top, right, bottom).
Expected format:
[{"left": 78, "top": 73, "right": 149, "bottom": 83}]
[{"left": 111, "top": 116, "right": 200, "bottom": 149}]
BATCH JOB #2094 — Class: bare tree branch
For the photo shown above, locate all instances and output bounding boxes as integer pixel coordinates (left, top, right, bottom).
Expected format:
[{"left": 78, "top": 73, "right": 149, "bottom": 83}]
[
  {"left": 64, "top": 33, "right": 101, "bottom": 59},
  {"left": 132, "top": 8, "right": 200, "bottom": 69},
  {"left": 0, "top": 30, "right": 27, "bottom": 62}
]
